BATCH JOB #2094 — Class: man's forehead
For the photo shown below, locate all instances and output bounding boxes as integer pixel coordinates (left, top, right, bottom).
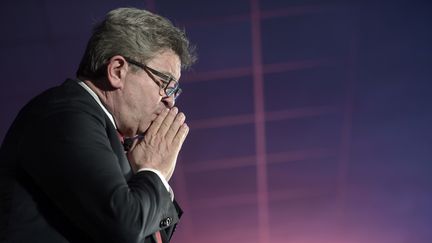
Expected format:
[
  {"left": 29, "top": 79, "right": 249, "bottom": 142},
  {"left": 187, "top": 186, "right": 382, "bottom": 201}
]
[{"left": 147, "top": 50, "right": 181, "bottom": 80}]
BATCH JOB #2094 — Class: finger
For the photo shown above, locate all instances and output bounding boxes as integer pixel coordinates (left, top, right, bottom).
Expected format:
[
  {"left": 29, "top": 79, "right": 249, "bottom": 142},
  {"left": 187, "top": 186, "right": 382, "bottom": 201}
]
[
  {"left": 157, "top": 107, "right": 178, "bottom": 136},
  {"left": 146, "top": 108, "right": 169, "bottom": 136},
  {"left": 165, "top": 112, "right": 186, "bottom": 142},
  {"left": 172, "top": 123, "right": 189, "bottom": 149}
]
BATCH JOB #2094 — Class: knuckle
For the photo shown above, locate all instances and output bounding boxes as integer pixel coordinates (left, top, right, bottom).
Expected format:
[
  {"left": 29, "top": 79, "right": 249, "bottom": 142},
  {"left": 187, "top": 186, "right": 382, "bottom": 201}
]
[
  {"left": 154, "top": 136, "right": 162, "bottom": 144},
  {"left": 160, "top": 122, "right": 169, "bottom": 130}
]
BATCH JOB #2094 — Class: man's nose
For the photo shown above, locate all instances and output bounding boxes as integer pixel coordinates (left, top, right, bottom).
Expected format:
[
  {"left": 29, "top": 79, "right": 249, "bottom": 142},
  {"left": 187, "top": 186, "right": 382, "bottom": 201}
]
[{"left": 162, "top": 95, "right": 175, "bottom": 108}]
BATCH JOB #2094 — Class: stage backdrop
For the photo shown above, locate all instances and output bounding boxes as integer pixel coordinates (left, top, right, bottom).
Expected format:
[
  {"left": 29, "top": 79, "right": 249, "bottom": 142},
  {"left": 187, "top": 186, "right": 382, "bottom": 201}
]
[{"left": 1, "top": 1, "right": 431, "bottom": 242}]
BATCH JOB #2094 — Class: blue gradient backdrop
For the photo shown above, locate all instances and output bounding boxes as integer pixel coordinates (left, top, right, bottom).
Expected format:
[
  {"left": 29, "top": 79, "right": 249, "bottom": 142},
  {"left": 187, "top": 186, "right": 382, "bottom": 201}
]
[{"left": 1, "top": 1, "right": 431, "bottom": 242}]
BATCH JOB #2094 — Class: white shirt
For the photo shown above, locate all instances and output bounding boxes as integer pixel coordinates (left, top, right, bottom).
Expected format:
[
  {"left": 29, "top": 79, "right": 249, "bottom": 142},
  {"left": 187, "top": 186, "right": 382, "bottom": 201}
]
[{"left": 77, "top": 80, "right": 174, "bottom": 200}]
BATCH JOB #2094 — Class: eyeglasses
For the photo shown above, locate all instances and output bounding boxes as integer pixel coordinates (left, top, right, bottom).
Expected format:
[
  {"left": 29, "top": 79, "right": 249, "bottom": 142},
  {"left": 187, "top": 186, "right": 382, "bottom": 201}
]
[{"left": 124, "top": 57, "right": 182, "bottom": 100}]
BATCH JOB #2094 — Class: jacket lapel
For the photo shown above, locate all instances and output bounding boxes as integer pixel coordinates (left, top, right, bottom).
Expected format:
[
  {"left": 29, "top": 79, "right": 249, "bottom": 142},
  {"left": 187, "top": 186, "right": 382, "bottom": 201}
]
[{"left": 105, "top": 117, "right": 133, "bottom": 180}]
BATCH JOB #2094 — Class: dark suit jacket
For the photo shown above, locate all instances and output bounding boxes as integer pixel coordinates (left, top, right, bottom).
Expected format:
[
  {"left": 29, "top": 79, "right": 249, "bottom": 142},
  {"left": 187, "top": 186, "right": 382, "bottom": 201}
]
[{"left": 0, "top": 79, "right": 182, "bottom": 243}]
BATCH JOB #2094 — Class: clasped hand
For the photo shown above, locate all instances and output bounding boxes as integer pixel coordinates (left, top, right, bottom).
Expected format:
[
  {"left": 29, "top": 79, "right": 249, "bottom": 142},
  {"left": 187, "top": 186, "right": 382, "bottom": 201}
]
[{"left": 127, "top": 107, "right": 189, "bottom": 181}]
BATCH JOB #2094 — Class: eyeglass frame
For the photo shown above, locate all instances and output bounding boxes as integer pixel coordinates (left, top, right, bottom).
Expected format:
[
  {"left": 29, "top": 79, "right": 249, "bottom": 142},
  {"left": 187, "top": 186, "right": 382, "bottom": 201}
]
[{"left": 123, "top": 57, "right": 182, "bottom": 100}]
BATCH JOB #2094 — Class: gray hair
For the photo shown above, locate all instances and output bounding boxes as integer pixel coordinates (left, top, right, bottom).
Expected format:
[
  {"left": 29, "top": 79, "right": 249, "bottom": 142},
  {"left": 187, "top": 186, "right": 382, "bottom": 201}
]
[{"left": 76, "top": 7, "right": 196, "bottom": 79}]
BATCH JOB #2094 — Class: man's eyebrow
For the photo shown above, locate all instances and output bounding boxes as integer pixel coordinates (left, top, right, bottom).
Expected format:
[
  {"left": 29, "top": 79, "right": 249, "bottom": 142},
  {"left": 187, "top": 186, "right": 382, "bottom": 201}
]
[
  {"left": 161, "top": 71, "right": 175, "bottom": 79},
  {"left": 146, "top": 64, "right": 178, "bottom": 82},
  {"left": 158, "top": 70, "right": 177, "bottom": 82}
]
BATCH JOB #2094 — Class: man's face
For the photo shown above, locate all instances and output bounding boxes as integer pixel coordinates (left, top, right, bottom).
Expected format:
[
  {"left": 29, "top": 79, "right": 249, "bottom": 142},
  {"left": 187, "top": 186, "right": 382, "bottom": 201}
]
[{"left": 116, "top": 49, "right": 181, "bottom": 137}]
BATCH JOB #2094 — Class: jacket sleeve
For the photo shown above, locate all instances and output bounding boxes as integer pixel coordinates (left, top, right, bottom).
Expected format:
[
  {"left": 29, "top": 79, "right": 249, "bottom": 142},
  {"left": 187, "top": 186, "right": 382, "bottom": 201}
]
[{"left": 19, "top": 110, "right": 180, "bottom": 243}]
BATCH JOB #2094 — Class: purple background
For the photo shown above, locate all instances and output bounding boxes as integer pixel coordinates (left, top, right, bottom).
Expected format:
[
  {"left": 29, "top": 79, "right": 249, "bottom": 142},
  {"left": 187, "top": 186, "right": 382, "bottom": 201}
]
[{"left": 1, "top": 1, "right": 432, "bottom": 242}]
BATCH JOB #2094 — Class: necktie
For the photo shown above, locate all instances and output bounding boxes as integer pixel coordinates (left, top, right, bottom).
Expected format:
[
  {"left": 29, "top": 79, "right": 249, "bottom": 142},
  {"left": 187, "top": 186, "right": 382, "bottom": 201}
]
[
  {"left": 117, "top": 131, "right": 133, "bottom": 151},
  {"left": 117, "top": 131, "right": 125, "bottom": 144},
  {"left": 155, "top": 231, "right": 163, "bottom": 243}
]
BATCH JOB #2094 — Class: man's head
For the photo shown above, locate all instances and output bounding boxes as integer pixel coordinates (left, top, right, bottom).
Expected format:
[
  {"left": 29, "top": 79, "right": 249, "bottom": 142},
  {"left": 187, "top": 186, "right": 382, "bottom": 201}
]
[
  {"left": 77, "top": 8, "right": 196, "bottom": 137},
  {"left": 77, "top": 7, "right": 195, "bottom": 79}
]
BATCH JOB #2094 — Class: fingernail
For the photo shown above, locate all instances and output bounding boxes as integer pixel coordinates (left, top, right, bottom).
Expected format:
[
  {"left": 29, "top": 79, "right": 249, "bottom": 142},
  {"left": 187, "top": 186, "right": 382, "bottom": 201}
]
[{"left": 172, "top": 107, "right": 178, "bottom": 113}]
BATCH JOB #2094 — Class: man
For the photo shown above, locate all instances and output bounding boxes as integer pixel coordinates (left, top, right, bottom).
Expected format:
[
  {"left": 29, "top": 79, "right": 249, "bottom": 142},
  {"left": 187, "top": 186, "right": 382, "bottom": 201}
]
[{"left": 0, "top": 7, "right": 196, "bottom": 243}]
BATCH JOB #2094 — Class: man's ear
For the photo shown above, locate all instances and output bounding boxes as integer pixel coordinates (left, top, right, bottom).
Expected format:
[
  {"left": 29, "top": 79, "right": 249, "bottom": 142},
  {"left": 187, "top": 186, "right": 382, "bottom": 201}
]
[{"left": 106, "top": 55, "right": 128, "bottom": 89}]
